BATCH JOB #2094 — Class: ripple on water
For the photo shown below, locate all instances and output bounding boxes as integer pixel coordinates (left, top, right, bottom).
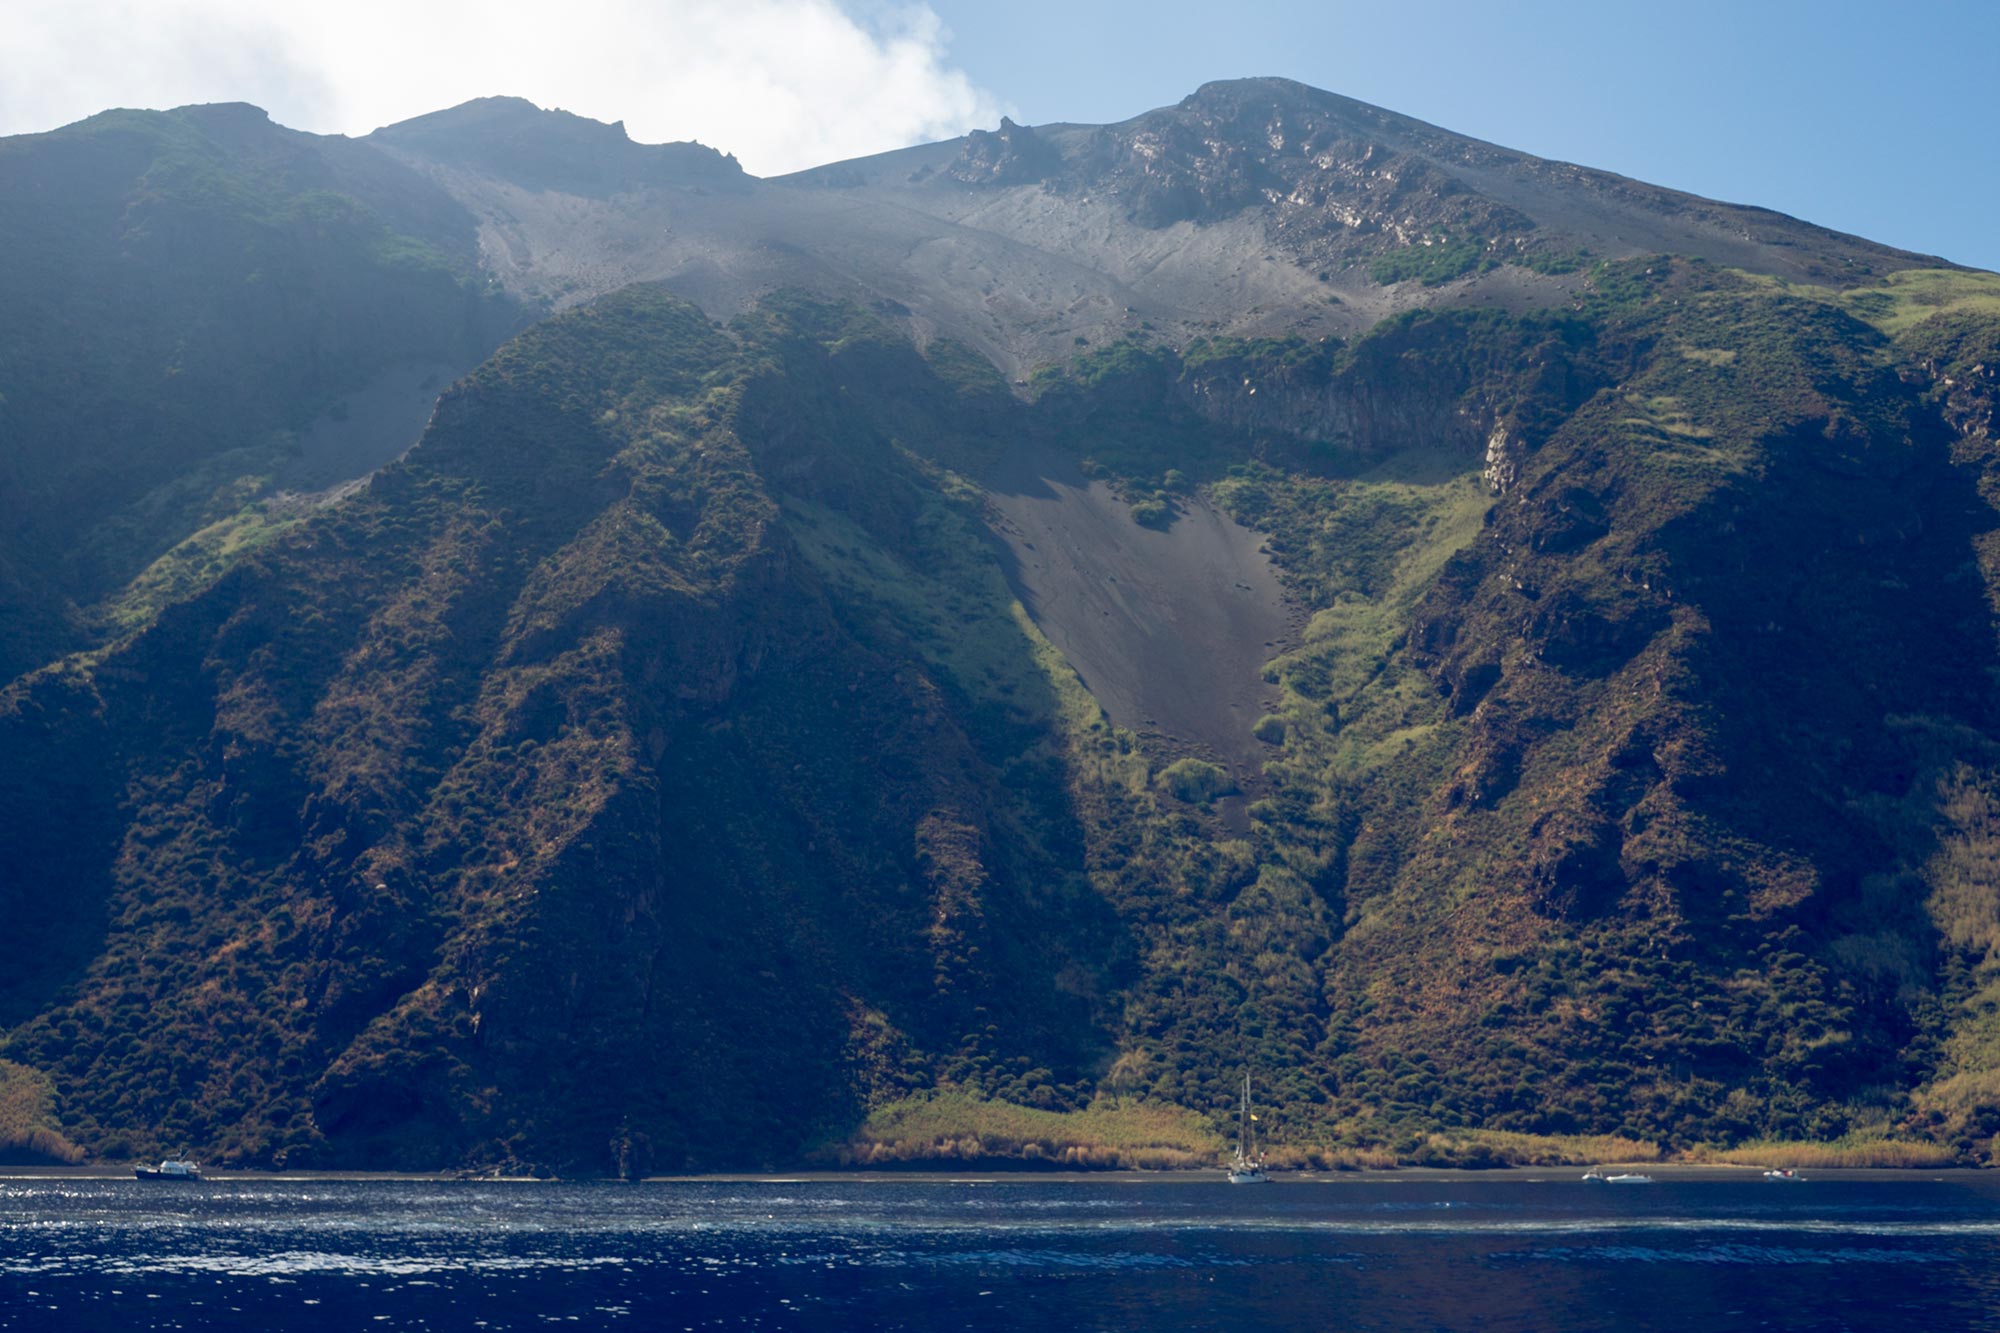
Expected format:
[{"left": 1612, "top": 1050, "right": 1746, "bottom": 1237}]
[
  {"left": 1518, "top": 1243, "right": 1962, "bottom": 1266},
  {"left": 3, "top": 1176, "right": 1999, "bottom": 1333}
]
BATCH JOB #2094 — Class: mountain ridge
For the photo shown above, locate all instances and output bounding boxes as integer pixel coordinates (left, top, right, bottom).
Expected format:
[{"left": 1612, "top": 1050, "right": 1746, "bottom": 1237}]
[
  {"left": 357, "top": 77, "right": 1960, "bottom": 376},
  {"left": 2, "top": 80, "right": 2000, "bottom": 1173}
]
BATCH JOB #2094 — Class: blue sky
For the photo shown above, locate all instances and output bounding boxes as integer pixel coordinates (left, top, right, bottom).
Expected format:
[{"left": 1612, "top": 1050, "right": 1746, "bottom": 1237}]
[
  {"left": 928, "top": 0, "right": 1998, "bottom": 271},
  {"left": 6, "top": 0, "right": 1992, "bottom": 270}
]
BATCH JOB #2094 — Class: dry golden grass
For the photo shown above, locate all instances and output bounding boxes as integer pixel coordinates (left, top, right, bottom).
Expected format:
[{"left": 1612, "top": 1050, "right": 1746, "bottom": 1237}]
[
  {"left": 1917, "top": 1068, "right": 2000, "bottom": 1122},
  {"left": 1742, "top": 268, "right": 2000, "bottom": 337},
  {"left": 1264, "top": 1145, "right": 1400, "bottom": 1171},
  {"left": 828, "top": 1095, "right": 1687, "bottom": 1173},
  {"left": 0, "top": 1061, "right": 83, "bottom": 1165},
  {"left": 1447, "top": 1130, "right": 1662, "bottom": 1166},
  {"left": 823, "top": 1092, "right": 1976, "bottom": 1172},
  {"left": 1689, "top": 1138, "right": 1962, "bottom": 1169},
  {"left": 828, "top": 1092, "right": 1223, "bottom": 1169}
]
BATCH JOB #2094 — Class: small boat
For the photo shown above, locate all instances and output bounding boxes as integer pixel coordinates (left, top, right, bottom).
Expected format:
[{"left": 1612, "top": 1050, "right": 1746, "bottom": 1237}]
[
  {"left": 1227, "top": 1074, "right": 1269, "bottom": 1184},
  {"left": 1604, "top": 1173, "right": 1653, "bottom": 1185},
  {"left": 134, "top": 1158, "right": 202, "bottom": 1181},
  {"left": 1763, "top": 1168, "right": 1804, "bottom": 1181},
  {"left": 1581, "top": 1169, "right": 1606, "bottom": 1182}
]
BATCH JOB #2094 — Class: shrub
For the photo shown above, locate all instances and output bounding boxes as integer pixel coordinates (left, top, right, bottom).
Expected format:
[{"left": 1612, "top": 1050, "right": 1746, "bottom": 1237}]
[
  {"left": 1157, "top": 758, "right": 1238, "bottom": 804},
  {"left": 1369, "top": 237, "right": 1492, "bottom": 287}
]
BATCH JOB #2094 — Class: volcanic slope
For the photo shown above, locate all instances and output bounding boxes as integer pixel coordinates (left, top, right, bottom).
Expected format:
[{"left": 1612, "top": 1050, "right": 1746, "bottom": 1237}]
[
  {"left": 0, "top": 289, "right": 1151, "bottom": 1171},
  {"left": 0, "top": 76, "right": 1949, "bottom": 685},
  {"left": 985, "top": 442, "right": 1290, "bottom": 785},
  {"left": 9, "top": 261, "right": 2000, "bottom": 1170},
  {"left": 6, "top": 80, "right": 2000, "bottom": 1173},
  {"left": 0, "top": 101, "right": 526, "bottom": 681},
  {"left": 372, "top": 79, "right": 1943, "bottom": 377}
]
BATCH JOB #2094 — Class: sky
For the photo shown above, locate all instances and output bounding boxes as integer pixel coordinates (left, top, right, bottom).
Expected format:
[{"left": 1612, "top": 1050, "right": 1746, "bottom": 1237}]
[{"left": 4, "top": 0, "right": 1994, "bottom": 271}]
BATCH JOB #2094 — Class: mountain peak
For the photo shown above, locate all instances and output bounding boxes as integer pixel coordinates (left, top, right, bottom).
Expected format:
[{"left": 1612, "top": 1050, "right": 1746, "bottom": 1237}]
[
  {"left": 1170, "top": 77, "right": 1433, "bottom": 137},
  {"left": 919, "top": 76, "right": 1931, "bottom": 284},
  {"left": 1181, "top": 74, "right": 1348, "bottom": 107},
  {"left": 174, "top": 100, "right": 275, "bottom": 126},
  {"left": 375, "top": 95, "right": 613, "bottom": 142},
  {"left": 371, "top": 95, "right": 743, "bottom": 196}
]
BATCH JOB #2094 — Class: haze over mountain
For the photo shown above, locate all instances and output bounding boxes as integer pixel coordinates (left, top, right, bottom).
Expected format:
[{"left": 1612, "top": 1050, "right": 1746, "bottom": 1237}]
[
  {"left": 2, "top": 79, "right": 1998, "bottom": 1174},
  {"left": 371, "top": 80, "right": 1940, "bottom": 375}
]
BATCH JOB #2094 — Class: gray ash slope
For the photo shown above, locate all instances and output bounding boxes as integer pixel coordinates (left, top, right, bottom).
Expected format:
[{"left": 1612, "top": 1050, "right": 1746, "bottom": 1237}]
[
  {"left": 985, "top": 442, "right": 1292, "bottom": 785},
  {"left": 370, "top": 78, "right": 1941, "bottom": 378},
  {"left": 0, "top": 77, "right": 1962, "bottom": 800},
  {"left": 346, "top": 81, "right": 1954, "bottom": 785},
  {"left": 5, "top": 76, "right": 1933, "bottom": 779}
]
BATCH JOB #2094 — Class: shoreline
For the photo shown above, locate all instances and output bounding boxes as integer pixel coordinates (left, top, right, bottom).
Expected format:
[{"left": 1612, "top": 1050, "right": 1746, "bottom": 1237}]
[
  {"left": 1, "top": 1162, "right": 1983, "bottom": 1184},
  {"left": 643, "top": 1164, "right": 1986, "bottom": 1183}
]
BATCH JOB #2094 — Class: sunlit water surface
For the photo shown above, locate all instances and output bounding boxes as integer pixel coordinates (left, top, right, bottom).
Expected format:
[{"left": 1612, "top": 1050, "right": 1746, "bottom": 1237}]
[{"left": 4, "top": 1174, "right": 1998, "bottom": 1330}]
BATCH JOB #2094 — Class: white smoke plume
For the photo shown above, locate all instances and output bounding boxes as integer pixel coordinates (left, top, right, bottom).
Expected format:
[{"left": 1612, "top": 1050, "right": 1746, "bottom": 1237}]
[{"left": 1, "top": 0, "right": 1004, "bottom": 174}]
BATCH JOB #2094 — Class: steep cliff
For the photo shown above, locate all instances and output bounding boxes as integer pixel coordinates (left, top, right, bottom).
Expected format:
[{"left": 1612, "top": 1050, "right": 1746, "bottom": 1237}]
[{"left": 0, "top": 289, "right": 1125, "bottom": 1170}]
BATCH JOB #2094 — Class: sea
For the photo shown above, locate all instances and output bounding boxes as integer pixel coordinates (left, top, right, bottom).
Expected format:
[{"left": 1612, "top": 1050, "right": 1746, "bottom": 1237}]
[{"left": 3, "top": 1172, "right": 1998, "bottom": 1331}]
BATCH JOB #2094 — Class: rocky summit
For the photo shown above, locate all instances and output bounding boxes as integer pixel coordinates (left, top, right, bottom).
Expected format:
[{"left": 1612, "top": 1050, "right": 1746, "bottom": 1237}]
[{"left": 2, "top": 79, "right": 1999, "bottom": 1175}]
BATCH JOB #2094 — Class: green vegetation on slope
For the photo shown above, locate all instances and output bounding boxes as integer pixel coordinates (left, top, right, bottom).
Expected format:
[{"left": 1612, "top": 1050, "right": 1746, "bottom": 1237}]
[
  {"left": 1369, "top": 235, "right": 1495, "bottom": 287},
  {"left": 0, "top": 287, "right": 1132, "bottom": 1172},
  {"left": 6, "top": 258, "right": 2000, "bottom": 1171},
  {"left": 0, "top": 103, "right": 521, "bottom": 679},
  {"left": 1763, "top": 268, "right": 2000, "bottom": 337}
]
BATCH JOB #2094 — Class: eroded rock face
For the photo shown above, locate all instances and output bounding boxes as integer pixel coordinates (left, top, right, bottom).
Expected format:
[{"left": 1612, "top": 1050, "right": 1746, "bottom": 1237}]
[
  {"left": 1168, "top": 305, "right": 1601, "bottom": 468},
  {"left": 1044, "top": 80, "right": 1535, "bottom": 269},
  {"left": 1178, "top": 361, "right": 1489, "bottom": 459},
  {"left": 946, "top": 116, "right": 1060, "bottom": 187},
  {"left": 1485, "top": 423, "right": 1518, "bottom": 494},
  {"left": 1927, "top": 354, "right": 1998, "bottom": 445}
]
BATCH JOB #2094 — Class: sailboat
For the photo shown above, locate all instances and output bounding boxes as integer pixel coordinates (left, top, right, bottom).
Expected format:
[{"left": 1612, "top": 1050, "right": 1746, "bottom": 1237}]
[{"left": 1227, "top": 1073, "right": 1269, "bottom": 1183}]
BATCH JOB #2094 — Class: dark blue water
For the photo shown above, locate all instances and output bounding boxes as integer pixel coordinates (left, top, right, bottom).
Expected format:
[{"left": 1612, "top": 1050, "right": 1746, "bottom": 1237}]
[{"left": 4, "top": 1173, "right": 1999, "bottom": 1331}]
